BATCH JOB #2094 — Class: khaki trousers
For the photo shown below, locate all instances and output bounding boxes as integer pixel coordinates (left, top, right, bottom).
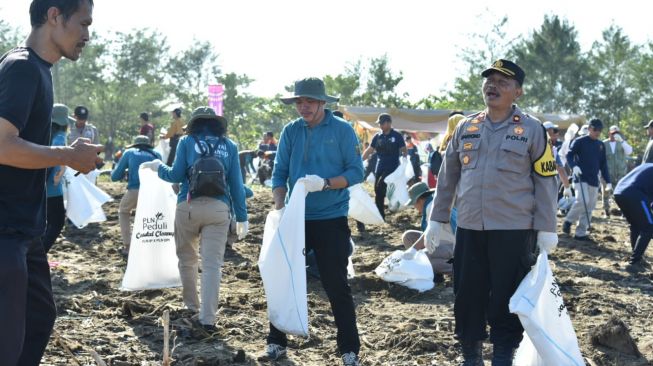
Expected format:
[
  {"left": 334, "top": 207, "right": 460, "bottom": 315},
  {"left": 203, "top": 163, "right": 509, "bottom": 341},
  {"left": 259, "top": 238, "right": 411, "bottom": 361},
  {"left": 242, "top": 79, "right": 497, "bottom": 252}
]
[
  {"left": 174, "top": 197, "right": 230, "bottom": 325},
  {"left": 118, "top": 189, "right": 139, "bottom": 249}
]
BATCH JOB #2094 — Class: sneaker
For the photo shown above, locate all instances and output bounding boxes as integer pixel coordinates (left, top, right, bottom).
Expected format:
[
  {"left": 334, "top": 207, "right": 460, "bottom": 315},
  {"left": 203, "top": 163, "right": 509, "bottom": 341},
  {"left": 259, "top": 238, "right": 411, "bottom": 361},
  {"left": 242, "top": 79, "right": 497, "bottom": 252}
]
[
  {"left": 341, "top": 352, "right": 360, "bottom": 366},
  {"left": 573, "top": 235, "right": 592, "bottom": 242},
  {"left": 260, "top": 344, "right": 286, "bottom": 361},
  {"left": 562, "top": 221, "right": 571, "bottom": 235},
  {"left": 626, "top": 261, "right": 646, "bottom": 273}
]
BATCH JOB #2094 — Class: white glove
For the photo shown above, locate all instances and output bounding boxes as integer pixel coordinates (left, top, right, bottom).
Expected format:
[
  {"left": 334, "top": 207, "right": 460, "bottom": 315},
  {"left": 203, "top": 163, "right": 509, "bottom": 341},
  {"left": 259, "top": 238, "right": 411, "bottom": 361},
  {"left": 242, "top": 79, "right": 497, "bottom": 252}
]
[
  {"left": 572, "top": 166, "right": 582, "bottom": 178},
  {"left": 563, "top": 186, "right": 572, "bottom": 198},
  {"left": 605, "top": 183, "right": 612, "bottom": 192},
  {"left": 299, "top": 174, "right": 325, "bottom": 193},
  {"left": 423, "top": 221, "right": 442, "bottom": 254},
  {"left": 236, "top": 221, "right": 249, "bottom": 240},
  {"left": 614, "top": 134, "right": 624, "bottom": 142},
  {"left": 140, "top": 159, "right": 162, "bottom": 171},
  {"left": 537, "top": 231, "right": 558, "bottom": 254}
]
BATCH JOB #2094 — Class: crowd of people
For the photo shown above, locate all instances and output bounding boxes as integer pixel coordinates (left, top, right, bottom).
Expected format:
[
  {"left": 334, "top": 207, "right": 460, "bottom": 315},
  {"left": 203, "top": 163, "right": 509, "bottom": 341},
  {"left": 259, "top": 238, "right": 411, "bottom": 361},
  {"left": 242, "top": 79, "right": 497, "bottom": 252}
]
[{"left": 2, "top": 1, "right": 653, "bottom": 366}]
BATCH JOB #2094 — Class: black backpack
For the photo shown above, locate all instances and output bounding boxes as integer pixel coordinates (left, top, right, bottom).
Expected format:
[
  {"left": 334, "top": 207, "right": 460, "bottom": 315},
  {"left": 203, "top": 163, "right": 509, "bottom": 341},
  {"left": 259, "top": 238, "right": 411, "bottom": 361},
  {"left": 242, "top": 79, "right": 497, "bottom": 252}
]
[{"left": 188, "top": 135, "right": 227, "bottom": 198}]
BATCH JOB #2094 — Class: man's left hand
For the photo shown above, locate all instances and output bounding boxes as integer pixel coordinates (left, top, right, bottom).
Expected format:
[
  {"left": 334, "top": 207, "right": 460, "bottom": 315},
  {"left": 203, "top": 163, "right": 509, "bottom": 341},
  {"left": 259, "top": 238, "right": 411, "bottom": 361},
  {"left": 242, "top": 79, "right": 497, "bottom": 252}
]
[
  {"left": 605, "top": 183, "right": 613, "bottom": 192},
  {"left": 299, "top": 174, "right": 325, "bottom": 192},
  {"left": 537, "top": 231, "right": 558, "bottom": 254}
]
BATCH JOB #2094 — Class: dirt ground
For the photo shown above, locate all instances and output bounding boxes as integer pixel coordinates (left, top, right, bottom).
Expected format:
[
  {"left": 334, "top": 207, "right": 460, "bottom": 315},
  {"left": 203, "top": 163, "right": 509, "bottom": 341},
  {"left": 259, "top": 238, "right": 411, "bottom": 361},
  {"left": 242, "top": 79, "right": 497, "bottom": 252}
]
[{"left": 41, "top": 179, "right": 653, "bottom": 366}]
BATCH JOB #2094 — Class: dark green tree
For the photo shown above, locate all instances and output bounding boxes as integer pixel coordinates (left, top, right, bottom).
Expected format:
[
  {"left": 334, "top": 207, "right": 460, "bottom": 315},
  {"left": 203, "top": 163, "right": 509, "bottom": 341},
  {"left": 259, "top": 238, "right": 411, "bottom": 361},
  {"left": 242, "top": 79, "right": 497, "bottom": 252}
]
[
  {"left": 511, "top": 15, "right": 589, "bottom": 113},
  {"left": 166, "top": 40, "right": 221, "bottom": 109}
]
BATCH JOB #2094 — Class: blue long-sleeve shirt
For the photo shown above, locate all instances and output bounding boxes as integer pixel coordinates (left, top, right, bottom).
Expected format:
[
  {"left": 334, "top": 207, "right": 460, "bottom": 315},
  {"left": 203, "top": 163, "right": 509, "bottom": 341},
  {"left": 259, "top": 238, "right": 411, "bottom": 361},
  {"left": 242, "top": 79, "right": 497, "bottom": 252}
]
[
  {"left": 158, "top": 132, "right": 247, "bottom": 222},
  {"left": 272, "top": 109, "right": 364, "bottom": 220},
  {"left": 566, "top": 135, "right": 610, "bottom": 187},
  {"left": 615, "top": 163, "right": 653, "bottom": 199},
  {"left": 111, "top": 147, "right": 161, "bottom": 190},
  {"left": 46, "top": 131, "right": 66, "bottom": 197}
]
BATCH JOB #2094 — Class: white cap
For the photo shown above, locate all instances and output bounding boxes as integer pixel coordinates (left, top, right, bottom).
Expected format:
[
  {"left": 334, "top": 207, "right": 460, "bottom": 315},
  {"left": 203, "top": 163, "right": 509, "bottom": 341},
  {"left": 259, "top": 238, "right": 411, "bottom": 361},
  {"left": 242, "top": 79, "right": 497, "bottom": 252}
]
[
  {"left": 542, "top": 121, "right": 559, "bottom": 130},
  {"left": 609, "top": 125, "right": 620, "bottom": 133}
]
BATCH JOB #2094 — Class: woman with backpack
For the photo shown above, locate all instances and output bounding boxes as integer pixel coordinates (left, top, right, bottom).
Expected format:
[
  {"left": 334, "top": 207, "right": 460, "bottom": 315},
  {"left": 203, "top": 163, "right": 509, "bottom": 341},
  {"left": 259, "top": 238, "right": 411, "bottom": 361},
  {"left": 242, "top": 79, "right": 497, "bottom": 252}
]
[{"left": 142, "top": 106, "right": 248, "bottom": 331}]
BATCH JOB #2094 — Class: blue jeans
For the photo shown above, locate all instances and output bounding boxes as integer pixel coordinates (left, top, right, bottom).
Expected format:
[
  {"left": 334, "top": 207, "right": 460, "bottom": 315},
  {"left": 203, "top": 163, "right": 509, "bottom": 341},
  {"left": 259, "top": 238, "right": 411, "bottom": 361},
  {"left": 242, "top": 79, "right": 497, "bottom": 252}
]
[{"left": 0, "top": 230, "right": 56, "bottom": 366}]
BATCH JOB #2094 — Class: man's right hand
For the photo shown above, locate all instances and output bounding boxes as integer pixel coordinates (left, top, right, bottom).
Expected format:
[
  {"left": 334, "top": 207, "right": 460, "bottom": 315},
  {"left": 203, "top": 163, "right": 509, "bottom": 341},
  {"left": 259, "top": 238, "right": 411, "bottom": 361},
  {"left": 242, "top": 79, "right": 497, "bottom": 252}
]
[
  {"left": 69, "top": 138, "right": 103, "bottom": 174},
  {"left": 424, "top": 220, "right": 442, "bottom": 254}
]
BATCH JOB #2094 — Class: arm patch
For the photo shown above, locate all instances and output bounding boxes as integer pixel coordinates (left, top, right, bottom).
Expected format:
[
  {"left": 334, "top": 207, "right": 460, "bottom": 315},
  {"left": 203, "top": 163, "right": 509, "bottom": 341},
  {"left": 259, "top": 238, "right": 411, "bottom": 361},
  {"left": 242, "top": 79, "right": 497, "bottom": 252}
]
[{"left": 533, "top": 127, "right": 557, "bottom": 177}]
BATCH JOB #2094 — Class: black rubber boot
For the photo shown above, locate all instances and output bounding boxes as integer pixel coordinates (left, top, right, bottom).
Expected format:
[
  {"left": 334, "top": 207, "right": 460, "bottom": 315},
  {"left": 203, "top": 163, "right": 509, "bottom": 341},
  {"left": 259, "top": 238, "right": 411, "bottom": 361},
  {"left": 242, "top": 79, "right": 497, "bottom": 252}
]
[
  {"left": 491, "top": 344, "right": 516, "bottom": 366},
  {"left": 459, "top": 341, "right": 483, "bottom": 366}
]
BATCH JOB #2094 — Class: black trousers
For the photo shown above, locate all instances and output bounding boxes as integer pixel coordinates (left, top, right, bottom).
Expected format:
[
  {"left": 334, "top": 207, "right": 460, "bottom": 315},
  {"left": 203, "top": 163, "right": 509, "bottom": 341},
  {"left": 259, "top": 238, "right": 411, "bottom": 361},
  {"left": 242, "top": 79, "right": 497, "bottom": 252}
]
[
  {"left": 0, "top": 231, "right": 57, "bottom": 366},
  {"left": 43, "top": 196, "right": 65, "bottom": 253},
  {"left": 166, "top": 134, "right": 181, "bottom": 166},
  {"left": 374, "top": 172, "right": 390, "bottom": 220},
  {"left": 267, "top": 217, "right": 360, "bottom": 355},
  {"left": 615, "top": 191, "right": 653, "bottom": 263},
  {"left": 453, "top": 228, "right": 536, "bottom": 348}
]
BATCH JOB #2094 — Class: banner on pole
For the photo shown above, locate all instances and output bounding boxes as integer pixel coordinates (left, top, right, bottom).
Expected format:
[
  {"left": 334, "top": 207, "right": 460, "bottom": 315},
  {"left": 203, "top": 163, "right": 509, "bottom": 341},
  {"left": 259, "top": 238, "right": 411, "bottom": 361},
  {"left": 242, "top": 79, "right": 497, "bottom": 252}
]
[{"left": 208, "top": 84, "right": 224, "bottom": 116}]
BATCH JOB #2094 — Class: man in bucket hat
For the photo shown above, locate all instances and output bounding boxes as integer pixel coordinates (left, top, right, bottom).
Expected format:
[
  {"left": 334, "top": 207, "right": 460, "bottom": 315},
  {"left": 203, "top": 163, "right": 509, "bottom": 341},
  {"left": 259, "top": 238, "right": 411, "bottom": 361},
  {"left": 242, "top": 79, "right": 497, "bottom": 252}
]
[
  {"left": 110, "top": 135, "right": 161, "bottom": 256},
  {"left": 263, "top": 77, "right": 364, "bottom": 366},
  {"left": 425, "top": 59, "right": 558, "bottom": 365}
]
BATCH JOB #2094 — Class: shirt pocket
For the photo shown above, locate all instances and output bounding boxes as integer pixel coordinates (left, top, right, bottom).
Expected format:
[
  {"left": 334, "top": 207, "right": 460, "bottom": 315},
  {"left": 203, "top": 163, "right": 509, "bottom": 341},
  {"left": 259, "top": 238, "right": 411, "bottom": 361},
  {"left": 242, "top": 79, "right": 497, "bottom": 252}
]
[
  {"left": 497, "top": 140, "right": 529, "bottom": 173},
  {"left": 457, "top": 139, "right": 481, "bottom": 170}
]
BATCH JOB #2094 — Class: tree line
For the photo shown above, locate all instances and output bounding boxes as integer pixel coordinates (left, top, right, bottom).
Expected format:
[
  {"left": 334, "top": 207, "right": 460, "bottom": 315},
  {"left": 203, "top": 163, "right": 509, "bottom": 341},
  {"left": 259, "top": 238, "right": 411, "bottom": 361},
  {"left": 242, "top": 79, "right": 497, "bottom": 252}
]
[{"left": 1, "top": 15, "right": 652, "bottom": 158}]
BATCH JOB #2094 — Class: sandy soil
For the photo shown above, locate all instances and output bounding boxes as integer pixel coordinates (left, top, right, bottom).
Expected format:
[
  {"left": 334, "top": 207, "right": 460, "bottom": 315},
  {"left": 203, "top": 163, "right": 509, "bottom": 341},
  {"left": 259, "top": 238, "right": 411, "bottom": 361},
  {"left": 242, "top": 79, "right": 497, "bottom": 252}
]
[{"left": 41, "top": 180, "right": 653, "bottom": 366}]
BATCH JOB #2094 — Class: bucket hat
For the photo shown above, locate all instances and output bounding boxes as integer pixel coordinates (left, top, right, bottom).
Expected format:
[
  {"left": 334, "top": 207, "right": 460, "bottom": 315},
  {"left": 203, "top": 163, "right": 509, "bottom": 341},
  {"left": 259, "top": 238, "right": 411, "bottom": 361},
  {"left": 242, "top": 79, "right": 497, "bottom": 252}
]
[
  {"left": 280, "top": 77, "right": 339, "bottom": 104},
  {"left": 51, "top": 103, "right": 75, "bottom": 126},
  {"left": 186, "top": 106, "right": 228, "bottom": 132},
  {"left": 127, "top": 135, "right": 153, "bottom": 148},
  {"left": 405, "top": 182, "right": 434, "bottom": 206}
]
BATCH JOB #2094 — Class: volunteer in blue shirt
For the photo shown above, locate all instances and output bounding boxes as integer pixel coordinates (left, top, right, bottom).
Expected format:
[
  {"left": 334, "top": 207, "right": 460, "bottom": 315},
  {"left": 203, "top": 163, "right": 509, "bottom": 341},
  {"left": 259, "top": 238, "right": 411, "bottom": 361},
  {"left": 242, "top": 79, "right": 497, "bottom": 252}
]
[
  {"left": 362, "top": 113, "right": 407, "bottom": 220},
  {"left": 563, "top": 118, "right": 611, "bottom": 240},
  {"left": 43, "top": 104, "right": 75, "bottom": 253},
  {"left": 110, "top": 135, "right": 161, "bottom": 256},
  {"left": 143, "top": 107, "right": 248, "bottom": 331},
  {"left": 614, "top": 163, "right": 653, "bottom": 271},
  {"left": 263, "top": 77, "right": 364, "bottom": 366}
]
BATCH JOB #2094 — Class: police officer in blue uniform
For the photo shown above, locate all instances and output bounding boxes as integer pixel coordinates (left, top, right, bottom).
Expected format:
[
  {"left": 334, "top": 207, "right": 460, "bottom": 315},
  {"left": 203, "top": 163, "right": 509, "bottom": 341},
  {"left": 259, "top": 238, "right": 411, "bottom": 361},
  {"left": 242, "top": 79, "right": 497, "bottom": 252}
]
[{"left": 362, "top": 113, "right": 407, "bottom": 220}]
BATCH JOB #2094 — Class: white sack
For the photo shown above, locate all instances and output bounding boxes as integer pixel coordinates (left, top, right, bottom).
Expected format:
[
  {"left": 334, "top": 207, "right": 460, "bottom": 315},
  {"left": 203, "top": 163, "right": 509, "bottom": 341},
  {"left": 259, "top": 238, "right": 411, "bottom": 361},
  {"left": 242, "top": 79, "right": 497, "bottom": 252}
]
[
  {"left": 258, "top": 182, "right": 309, "bottom": 336},
  {"left": 384, "top": 159, "right": 410, "bottom": 212},
  {"left": 375, "top": 248, "right": 434, "bottom": 292},
  {"left": 509, "top": 251, "right": 584, "bottom": 366},
  {"left": 155, "top": 128, "right": 171, "bottom": 163},
  {"left": 366, "top": 172, "right": 375, "bottom": 185},
  {"left": 63, "top": 169, "right": 113, "bottom": 229},
  {"left": 348, "top": 184, "right": 384, "bottom": 225},
  {"left": 121, "top": 168, "right": 181, "bottom": 290}
]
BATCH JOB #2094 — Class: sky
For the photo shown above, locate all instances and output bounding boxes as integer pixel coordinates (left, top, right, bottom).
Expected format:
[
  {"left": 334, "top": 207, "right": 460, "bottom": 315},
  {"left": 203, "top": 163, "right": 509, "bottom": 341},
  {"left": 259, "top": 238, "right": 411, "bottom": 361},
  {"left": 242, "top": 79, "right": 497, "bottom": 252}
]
[{"left": 1, "top": 0, "right": 651, "bottom": 102}]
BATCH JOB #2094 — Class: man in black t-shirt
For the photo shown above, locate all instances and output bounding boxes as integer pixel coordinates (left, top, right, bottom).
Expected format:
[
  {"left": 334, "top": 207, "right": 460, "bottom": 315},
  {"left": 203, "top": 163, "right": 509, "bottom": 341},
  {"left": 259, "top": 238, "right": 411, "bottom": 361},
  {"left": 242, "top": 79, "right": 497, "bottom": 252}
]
[
  {"left": 0, "top": 1, "right": 100, "bottom": 364},
  {"left": 362, "top": 113, "right": 407, "bottom": 219}
]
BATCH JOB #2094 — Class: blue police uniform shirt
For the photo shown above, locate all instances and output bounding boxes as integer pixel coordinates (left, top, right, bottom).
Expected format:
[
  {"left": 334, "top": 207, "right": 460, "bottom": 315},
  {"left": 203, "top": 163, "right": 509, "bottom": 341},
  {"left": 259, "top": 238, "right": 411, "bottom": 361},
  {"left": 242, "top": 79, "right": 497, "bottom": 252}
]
[
  {"left": 371, "top": 129, "right": 405, "bottom": 175},
  {"left": 566, "top": 135, "right": 610, "bottom": 187},
  {"left": 0, "top": 47, "right": 53, "bottom": 237},
  {"left": 614, "top": 163, "right": 653, "bottom": 199},
  {"left": 158, "top": 131, "right": 247, "bottom": 222},
  {"left": 46, "top": 131, "right": 67, "bottom": 198},
  {"left": 272, "top": 109, "right": 364, "bottom": 220},
  {"left": 111, "top": 147, "right": 161, "bottom": 190}
]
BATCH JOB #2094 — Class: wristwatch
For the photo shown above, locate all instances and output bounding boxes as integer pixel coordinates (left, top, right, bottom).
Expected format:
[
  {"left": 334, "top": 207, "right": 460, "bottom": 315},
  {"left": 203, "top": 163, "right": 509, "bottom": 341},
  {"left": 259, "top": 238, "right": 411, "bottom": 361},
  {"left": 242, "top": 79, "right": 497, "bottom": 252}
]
[{"left": 323, "top": 178, "right": 331, "bottom": 191}]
